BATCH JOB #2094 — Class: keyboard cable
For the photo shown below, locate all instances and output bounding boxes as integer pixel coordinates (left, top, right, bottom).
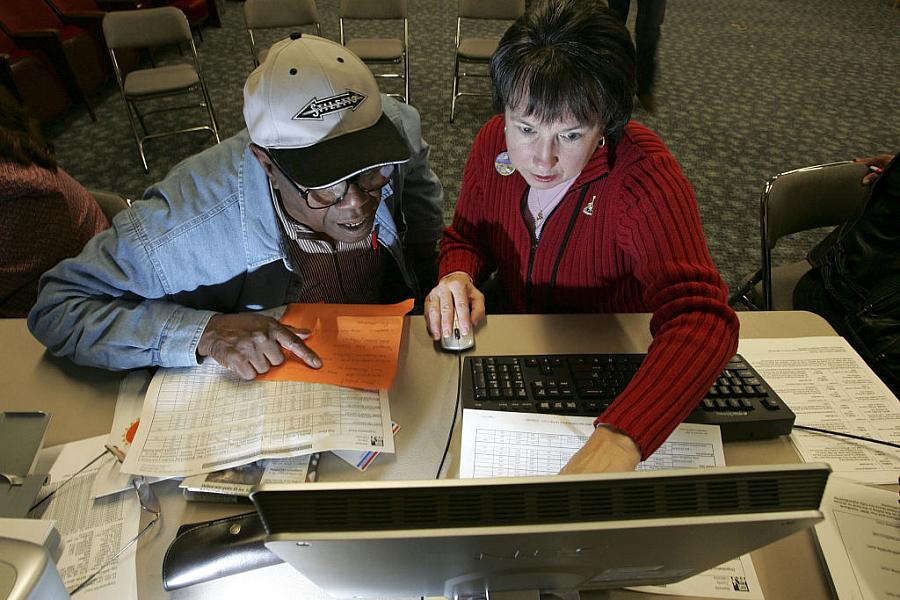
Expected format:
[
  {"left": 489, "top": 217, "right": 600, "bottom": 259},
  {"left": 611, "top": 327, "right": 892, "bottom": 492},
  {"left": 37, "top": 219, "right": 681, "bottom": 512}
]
[
  {"left": 793, "top": 424, "right": 900, "bottom": 449},
  {"left": 436, "top": 352, "right": 463, "bottom": 479}
]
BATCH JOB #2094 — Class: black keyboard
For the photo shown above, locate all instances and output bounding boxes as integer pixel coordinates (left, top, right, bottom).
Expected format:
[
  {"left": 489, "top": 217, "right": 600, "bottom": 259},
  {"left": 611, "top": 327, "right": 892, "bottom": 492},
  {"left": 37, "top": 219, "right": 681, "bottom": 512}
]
[{"left": 461, "top": 354, "right": 794, "bottom": 441}]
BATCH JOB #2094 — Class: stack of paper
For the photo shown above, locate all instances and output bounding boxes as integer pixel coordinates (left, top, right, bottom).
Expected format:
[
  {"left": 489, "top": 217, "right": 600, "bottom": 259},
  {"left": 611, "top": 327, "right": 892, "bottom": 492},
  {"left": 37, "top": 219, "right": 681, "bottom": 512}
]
[{"left": 106, "top": 300, "right": 413, "bottom": 492}]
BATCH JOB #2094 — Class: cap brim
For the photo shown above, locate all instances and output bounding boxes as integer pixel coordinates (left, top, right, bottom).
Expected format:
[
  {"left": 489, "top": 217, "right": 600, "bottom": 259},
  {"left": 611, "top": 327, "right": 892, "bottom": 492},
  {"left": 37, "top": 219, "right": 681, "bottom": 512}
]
[{"left": 269, "top": 113, "right": 410, "bottom": 189}]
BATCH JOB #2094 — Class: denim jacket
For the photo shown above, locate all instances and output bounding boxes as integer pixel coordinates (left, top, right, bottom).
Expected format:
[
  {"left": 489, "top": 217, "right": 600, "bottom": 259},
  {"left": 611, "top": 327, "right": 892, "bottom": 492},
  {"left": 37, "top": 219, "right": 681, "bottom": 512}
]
[{"left": 28, "top": 97, "right": 443, "bottom": 370}]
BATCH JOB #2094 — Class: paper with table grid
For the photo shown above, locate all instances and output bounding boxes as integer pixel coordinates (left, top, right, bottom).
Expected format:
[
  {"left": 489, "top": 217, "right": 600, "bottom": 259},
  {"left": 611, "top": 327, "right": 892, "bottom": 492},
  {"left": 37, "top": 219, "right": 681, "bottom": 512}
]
[
  {"left": 120, "top": 361, "right": 393, "bottom": 477},
  {"left": 459, "top": 410, "right": 725, "bottom": 477}
]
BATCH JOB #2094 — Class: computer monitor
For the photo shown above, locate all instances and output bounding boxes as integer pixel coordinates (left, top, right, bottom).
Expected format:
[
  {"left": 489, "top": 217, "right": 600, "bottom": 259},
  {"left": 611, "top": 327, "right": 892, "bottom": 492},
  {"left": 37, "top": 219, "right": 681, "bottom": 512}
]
[{"left": 251, "top": 464, "right": 830, "bottom": 600}]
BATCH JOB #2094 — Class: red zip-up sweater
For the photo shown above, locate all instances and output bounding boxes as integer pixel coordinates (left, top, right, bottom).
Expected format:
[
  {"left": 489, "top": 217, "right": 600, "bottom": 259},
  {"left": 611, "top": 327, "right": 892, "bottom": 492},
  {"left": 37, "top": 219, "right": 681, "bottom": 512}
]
[{"left": 440, "top": 116, "right": 739, "bottom": 458}]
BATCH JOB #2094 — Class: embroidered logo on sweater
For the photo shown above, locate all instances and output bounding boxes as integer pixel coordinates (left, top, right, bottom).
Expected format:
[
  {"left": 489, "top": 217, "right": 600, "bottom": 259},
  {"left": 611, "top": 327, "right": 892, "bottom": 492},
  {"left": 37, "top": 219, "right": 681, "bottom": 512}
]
[{"left": 294, "top": 90, "right": 367, "bottom": 120}]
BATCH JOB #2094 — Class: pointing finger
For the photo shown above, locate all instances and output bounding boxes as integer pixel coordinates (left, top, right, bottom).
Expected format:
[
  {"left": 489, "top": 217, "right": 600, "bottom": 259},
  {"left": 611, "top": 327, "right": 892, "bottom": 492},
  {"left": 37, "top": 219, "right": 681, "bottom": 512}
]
[{"left": 275, "top": 328, "right": 322, "bottom": 369}]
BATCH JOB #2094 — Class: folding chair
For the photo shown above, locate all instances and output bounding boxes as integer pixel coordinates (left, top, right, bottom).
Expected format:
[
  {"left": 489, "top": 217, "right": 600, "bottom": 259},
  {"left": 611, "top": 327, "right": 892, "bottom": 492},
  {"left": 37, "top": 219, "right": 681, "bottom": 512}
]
[
  {"left": 450, "top": 0, "right": 524, "bottom": 123},
  {"left": 102, "top": 6, "right": 220, "bottom": 173},
  {"left": 339, "top": 0, "right": 408, "bottom": 103},
  {"left": 243, "top": 0, "right": 321, "bottom": 67},
  {"left": 729, "top": 161, "right": 871, "bottom": 310},
  {"left": 0, "top": 29, "right": 73, "bottom": 122},
  {"left": 0, "top": 0, "right": 111, "bottom": 121}
]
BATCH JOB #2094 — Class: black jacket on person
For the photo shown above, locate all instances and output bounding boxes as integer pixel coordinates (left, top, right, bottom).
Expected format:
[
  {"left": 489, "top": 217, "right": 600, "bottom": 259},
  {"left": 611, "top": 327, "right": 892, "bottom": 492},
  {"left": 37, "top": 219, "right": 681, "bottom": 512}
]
[{"left": 807, "top": 151, "right": 900, "bottom": 393}]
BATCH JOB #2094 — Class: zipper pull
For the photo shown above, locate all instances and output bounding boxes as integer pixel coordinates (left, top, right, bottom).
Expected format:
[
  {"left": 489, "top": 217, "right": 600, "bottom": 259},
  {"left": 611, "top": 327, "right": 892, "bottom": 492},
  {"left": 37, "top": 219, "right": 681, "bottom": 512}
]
[{"left": 371, "top": 224, "right": 379, "bottom": 256}]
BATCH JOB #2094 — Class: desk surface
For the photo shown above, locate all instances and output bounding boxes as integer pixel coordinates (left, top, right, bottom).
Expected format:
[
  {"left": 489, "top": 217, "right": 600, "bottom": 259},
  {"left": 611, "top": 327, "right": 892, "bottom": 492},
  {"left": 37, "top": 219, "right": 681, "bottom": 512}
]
[{"left": 0, "top": 311, "right": 840, "bottom": 599}]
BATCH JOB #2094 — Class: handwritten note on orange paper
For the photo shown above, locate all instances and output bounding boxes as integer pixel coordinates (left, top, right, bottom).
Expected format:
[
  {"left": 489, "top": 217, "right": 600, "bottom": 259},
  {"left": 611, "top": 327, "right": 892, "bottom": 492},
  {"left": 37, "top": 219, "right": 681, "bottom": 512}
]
[{"left": 256, "top": 298, "right": 415, "bottom": 389}]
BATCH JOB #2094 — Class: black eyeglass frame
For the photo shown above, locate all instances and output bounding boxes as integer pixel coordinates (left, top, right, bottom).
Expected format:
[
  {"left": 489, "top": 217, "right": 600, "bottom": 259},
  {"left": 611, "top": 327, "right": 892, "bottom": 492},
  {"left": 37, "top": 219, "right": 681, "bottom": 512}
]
[{"left": 264, "top": 151, "right": 394, "bottom": 210}]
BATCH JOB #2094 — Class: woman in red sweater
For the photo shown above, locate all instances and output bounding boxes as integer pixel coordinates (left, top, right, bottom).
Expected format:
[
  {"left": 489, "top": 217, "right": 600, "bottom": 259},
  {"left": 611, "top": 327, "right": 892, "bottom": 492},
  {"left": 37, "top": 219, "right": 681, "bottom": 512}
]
[{"left": 425, "top": 0, "right": 739, "bottom": 473}]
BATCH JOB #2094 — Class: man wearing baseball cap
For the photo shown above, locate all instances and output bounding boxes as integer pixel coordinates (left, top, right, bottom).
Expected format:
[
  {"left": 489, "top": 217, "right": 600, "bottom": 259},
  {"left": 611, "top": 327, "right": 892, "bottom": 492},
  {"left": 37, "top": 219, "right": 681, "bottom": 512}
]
[{"left": 29, "top": 34, "right": 444, "bottom": 379}]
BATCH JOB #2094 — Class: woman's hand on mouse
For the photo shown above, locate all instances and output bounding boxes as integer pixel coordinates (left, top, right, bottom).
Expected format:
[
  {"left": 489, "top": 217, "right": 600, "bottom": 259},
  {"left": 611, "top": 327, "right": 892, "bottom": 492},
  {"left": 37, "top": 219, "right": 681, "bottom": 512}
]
[{"left": 424, "top": 272, "right": 485, "bottom": 340}]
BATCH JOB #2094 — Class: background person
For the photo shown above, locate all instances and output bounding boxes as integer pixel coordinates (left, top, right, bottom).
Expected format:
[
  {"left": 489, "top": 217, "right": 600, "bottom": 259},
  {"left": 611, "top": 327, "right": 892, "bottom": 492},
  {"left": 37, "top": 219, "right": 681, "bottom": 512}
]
[
  {"left": 425, "top": 0, "right": 738, "bottom": 474},
  {"left": 608, "top": 0, "right": 666, "bottom": 114},
  {"left": 793, "top": 152, "right": 900, "bottom": 397},
  {"left": 0, "top": 89, "right": 109, "bottom": 318},
  {"left": 28, "top": 34, "right": 444, "bottom": 380}
]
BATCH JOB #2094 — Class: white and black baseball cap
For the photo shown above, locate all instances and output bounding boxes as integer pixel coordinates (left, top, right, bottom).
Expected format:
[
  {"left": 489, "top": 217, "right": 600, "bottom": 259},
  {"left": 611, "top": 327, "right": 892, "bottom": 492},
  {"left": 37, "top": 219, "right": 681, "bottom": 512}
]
[{"left": 243, "top": 32, "right": 410, "bottom": 189}]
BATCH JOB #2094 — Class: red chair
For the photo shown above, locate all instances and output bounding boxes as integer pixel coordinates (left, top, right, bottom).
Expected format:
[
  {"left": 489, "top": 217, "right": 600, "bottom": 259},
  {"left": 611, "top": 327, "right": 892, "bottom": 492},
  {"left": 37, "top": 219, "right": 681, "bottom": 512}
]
[
  {"left": 44, "top": 0, "right": 140, "bottom": 74},
  {"left": 0, "top": 0, "right": 109, "bottom": 120},
  {"left": 0, "top": 29, "right": 72, "bottom": 122},
  {"left": 158, "top": 0, "right": 212, "bottom": 40}
]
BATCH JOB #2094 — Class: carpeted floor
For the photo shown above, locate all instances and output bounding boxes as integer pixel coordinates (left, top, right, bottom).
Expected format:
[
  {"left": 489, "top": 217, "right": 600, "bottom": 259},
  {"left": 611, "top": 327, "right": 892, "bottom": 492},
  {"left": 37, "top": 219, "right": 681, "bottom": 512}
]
[{"left": 46, "top": 0, "right": 900, "bottom": 294}]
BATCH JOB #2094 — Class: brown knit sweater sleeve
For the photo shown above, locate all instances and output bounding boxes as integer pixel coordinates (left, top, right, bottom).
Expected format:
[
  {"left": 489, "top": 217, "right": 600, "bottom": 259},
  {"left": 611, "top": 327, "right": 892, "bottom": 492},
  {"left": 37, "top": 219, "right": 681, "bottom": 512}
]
[{"left": 0, "top": 162, "right": 109, "bottom": 317}]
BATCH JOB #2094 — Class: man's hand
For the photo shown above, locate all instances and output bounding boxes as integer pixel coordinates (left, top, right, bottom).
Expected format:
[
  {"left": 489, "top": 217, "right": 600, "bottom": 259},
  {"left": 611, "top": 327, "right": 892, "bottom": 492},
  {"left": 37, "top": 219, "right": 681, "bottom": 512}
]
[
  {"left": 197, "top": 313, "right": 321, "bottom": 380},
  {"left": 560, "top": 426, "right": 641, "bottom": 474},
  {"left": 424, "top": 271, "right": 485, "bottom": 340}
]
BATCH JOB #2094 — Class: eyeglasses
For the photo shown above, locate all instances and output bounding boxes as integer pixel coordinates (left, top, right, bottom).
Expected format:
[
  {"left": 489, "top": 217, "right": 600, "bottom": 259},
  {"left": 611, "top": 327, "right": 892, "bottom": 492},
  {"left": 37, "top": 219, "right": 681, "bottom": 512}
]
[
  {"left": 267, "top": 152, "right": 394, "bottom": 210},
  {"left": 29, "top": 445, "right": 161, "bottom": 596}
]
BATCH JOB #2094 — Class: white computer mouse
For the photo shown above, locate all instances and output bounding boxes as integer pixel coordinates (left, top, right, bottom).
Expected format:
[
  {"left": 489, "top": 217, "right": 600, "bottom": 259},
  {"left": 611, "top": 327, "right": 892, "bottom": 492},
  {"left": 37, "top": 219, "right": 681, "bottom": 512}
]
[{"left": 439, "top": 312, "right": 475, "bottom": 352}]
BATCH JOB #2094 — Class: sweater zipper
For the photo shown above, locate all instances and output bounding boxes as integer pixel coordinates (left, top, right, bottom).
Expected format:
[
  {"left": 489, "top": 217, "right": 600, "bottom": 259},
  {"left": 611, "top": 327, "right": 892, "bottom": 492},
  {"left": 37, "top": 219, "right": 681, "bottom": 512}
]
[
  {"left": 522, "top": 184, "right": 592, "bottom": 311},
  {"left": 522, "top": 186, "right": 539, "bottom": 311},
  {"left": 525, "top": 235, "right": 539, "bottom": 311}
]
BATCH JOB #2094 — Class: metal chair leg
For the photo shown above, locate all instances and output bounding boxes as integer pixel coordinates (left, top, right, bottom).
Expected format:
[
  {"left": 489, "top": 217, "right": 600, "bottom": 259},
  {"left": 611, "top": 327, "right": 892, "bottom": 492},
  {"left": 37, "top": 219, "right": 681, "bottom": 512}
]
[{"left": 450, "top": 56, "right": 459, "bottom": 123}]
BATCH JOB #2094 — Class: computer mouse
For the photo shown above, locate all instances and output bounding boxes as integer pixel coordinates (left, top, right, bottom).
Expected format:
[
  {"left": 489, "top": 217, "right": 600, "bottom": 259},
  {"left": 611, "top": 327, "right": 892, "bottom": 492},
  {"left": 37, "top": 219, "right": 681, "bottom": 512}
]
[{"left": 439, "top": 312, "right": 475, "bottom": 352}]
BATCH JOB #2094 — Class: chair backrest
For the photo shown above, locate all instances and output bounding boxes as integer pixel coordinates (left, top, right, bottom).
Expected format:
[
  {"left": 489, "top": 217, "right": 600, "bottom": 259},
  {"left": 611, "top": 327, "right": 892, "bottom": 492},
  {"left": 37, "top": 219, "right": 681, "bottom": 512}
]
[
  {"left": 761, "top": 161, "right": 871, "bottom": 250},
  {"left": 102, "top": 6, "right": 192, "bottom": 49},
  {"left": 759, "top": 160, "right": 870, "bottom": 309},
  {"left": 340, "top": 0, "right": 407, "bottom": 20},
  {"left": 458, "top": 0, "right": 524, "bottom": 20},
  {"left": 46, "top": 0, "right": 101, "bottom": 13},
  {"left": 244, "top": 0, "right": 319, "bottom": 30},
  {"left": 0, "top": 0, "right": 64, "bottom": 33},
  {"left": 89, "top": 189, "right": 131, "bottom": 221}
]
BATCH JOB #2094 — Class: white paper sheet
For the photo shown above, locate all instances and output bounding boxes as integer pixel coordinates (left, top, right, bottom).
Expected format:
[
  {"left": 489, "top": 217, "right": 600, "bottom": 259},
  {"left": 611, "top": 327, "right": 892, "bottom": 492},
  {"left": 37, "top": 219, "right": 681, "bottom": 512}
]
[
  {"left": 121, "top": 361, "right": 393, "bottom": 477},
  {"left": 332, "top": 421, "right": 401, "bottom": 471},
  {"left": 459, "top": 410, "right": 724, "bottom": 478},
  {"left": 92, "top": 370, "right": 162, "bottom": 498},
  {"left": 180, "top": 455, "right": 312, "bottom": 496},
  {"left": 459, "top": 411, "right": 764, "bottom": 599},
  {"left": 738, "top": 337, "right": 900, "bottom": 484},
  {"left": 813, "top": 476, "right": 900, "bottom": 600},
  {"left": 31, "top": 435, "right": 140, "bottom": 600},
  {"left": 627, "top": 554, "right": 763, "bottom": 599}
]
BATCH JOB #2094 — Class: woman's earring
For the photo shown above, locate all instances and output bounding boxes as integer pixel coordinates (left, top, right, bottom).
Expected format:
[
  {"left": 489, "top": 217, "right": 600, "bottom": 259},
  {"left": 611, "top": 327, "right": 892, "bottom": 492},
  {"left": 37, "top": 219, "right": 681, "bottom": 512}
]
[{"left": 598, "top": 136, "right": 606, "bottom": 149}]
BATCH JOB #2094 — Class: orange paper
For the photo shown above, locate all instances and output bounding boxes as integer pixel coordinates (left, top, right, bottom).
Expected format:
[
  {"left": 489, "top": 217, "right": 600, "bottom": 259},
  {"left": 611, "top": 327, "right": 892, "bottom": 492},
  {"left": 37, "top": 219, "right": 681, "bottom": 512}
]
[{"left": 256, "top": 298, "right": 415, "bottom": 389}]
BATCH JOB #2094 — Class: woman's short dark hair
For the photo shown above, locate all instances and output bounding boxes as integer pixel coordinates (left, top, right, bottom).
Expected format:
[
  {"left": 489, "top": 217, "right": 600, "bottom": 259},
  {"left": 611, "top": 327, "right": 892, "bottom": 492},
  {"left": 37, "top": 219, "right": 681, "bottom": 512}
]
[
  {"left": 491, "top": 0, "right": 636, "bottom": 143},
  {"left": 0, "top": 88, "right": 58, "bottom": 170}
]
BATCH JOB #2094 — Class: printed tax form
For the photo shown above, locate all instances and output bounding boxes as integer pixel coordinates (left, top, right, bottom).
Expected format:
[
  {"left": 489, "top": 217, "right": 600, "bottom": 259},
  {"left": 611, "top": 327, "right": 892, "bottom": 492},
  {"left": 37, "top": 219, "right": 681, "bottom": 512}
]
[
  {"left": 32, "top": 435, "right": 140, "bottom": 600},
  {"left": 814, "top": 476, "right": 900, "bottom": 600},
  {"left": 120, "top": 361, "right": 393, "bottom": 478},
  {"left": 738, "top": 336, "right": 900, "bottom": 484}
]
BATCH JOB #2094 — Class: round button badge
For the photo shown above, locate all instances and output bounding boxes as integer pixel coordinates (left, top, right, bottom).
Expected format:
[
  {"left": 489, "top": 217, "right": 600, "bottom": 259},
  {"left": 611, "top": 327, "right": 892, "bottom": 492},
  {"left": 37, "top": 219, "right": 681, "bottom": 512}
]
[{"left": 494, "top": 151, "right": 515, "bottom": 176}]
